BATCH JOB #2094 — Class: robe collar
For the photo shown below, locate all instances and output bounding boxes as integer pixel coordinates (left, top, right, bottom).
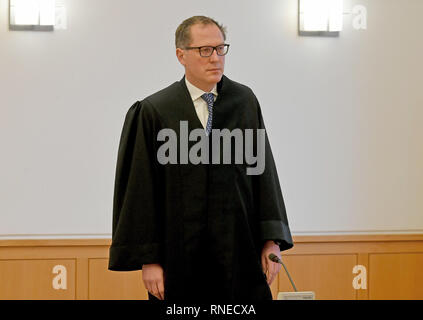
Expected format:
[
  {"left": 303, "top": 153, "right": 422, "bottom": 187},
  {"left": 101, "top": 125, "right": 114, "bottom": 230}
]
[
  {"left": 184, "top": 77, "right": 218, "bottom": 103},
  {"left": 176, "top": 74, "right": 228, "bottom": 131},
  {"left": 179, "top": 74, "right": 226, "bottom": 100}
]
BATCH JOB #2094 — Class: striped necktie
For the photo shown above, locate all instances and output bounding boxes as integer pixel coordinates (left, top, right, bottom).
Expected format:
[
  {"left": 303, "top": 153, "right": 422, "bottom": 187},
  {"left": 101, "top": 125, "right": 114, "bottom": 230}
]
[{"left": 201, "top": 92, "right": 214, "bottom": 136}]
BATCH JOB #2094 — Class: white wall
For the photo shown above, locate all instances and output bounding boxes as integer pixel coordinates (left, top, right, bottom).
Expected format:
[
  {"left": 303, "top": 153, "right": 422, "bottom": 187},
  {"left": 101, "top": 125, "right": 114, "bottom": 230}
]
[{"left": 0, "top": 0, "right": 422, "bottom": 239}]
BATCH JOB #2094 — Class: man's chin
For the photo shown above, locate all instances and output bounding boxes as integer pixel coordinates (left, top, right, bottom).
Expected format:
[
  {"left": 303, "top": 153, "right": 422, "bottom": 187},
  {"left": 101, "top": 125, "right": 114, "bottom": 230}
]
[{"left": 207, "top": 73, "right": 223, "bottom": 84}]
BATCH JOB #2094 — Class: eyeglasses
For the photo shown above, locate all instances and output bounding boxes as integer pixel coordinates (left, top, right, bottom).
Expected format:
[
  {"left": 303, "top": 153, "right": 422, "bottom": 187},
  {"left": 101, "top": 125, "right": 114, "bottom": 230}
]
[{"left": 184, "top": 44, "right": 230, "bottom": 57}]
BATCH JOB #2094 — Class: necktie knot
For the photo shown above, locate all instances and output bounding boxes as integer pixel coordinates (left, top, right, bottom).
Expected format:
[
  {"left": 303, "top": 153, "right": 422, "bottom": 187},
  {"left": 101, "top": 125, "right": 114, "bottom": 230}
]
[{"left": 201, "top": 93, "right": 215, "bottom": 107}]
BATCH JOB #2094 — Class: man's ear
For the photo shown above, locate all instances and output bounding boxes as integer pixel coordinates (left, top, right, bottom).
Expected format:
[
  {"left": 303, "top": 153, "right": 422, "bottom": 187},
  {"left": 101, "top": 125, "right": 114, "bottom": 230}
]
[{"left": 176, "top": 48, "right": 186, "bottom": 66}]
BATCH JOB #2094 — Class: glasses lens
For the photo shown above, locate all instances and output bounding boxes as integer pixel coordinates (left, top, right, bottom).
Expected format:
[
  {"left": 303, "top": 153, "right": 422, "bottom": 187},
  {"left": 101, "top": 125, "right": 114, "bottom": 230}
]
[
  {"left": 216, "top": 45, "right": 227, "bottom": 55},
  {"left": 200, "top": 47, "right": 213, "bottom": 57}
]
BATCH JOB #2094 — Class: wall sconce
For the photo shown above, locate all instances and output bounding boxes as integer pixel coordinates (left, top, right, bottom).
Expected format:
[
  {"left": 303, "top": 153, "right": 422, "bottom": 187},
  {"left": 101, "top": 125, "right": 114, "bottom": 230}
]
[
  {"left": 299, "top": 0, "right": 343, "bottom": 36},
  {"left": 10, "top": 0, "right": 56, "bottom": 31}
]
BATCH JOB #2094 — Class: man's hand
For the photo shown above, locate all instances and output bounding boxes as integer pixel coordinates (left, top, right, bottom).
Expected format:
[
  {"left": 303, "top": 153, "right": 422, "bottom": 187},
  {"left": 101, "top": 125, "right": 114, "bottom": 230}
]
[
  {"left": 261, "top": 240, "right": 282, "bottom": 286},
  {"left": 142, "top": 263, "right": 165, "bottom": 300}
]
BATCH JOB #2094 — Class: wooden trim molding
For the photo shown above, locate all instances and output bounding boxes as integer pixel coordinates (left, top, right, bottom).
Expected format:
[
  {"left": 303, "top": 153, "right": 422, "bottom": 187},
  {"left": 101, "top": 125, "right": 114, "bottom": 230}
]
[
  {"left": 1, "top": 234, "right": 423, "bottom": 247},
  {"left": 292, "top": 234, "right": 423, "bottom": 243}
]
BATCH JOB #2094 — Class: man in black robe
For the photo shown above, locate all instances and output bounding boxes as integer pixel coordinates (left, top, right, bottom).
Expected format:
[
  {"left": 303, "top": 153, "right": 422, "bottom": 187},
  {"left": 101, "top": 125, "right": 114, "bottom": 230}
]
[{"left": 108, "top": 16, "right": 293, "bottom": 301}]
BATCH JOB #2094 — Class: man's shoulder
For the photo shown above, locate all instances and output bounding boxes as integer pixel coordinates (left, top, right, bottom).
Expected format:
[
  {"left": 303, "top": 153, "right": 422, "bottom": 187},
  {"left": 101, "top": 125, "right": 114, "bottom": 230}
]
[
  {"left": 141, "top": 81, "right": 182, "bottom": 107},
  {"left": 122, "top": 81, "right": 182, "bottom": 121},
  {"left": 221, "top": 76, "right": 259, "bottom": 109},
  {"left": 222, "top": 75, "right": 257, "bottom": 99},
  {"left": 124, "top": 81, "right": 180, "bottom": 120},
  {"left": 224, "top": 76, "right": 252, "bottom": 91}
]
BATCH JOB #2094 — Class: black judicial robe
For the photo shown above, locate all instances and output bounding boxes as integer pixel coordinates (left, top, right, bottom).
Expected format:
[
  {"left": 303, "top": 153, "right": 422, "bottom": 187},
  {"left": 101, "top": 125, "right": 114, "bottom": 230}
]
[{"left": 108, "top": 74, "right": 293, "bottom": 301}]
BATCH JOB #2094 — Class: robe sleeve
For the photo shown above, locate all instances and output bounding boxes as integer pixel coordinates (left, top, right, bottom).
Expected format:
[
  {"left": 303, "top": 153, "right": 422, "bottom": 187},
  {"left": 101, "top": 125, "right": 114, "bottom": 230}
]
[
  {"left": 108, "top": 100, "right": 162, "bottom": 271},
  {"left": 253, "top": 97, "right": 294, "bottom": 252}
]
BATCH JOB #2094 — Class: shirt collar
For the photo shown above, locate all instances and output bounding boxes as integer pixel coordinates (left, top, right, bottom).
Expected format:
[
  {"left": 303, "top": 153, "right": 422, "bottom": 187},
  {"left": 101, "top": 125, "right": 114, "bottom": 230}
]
[{"left": 185, "top": 76, "right": 218, "bottom": 102}]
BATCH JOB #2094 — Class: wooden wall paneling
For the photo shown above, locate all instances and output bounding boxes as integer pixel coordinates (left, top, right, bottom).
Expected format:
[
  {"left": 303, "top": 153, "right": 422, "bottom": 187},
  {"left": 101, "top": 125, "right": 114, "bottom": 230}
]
[
  {"left": 356, "top": 253, "right": 369, "bottom": 300},
  {"left": 1, "top": 236, "right": 423, "bottom": 300},
  {"left": 88, "top": 258, "right": 147, "bottom": 300},
  {"left": 0, "top": 259, "right": 75, "bottom": 300},
  {"left": 76, "top": 258, "right": 89, "bottom": 300},
  {"left": 277, "top": 254, "right": 358, "bottom": 300},
  {"left": 369, "top": 253, "right": 423, "bottom": 300}
]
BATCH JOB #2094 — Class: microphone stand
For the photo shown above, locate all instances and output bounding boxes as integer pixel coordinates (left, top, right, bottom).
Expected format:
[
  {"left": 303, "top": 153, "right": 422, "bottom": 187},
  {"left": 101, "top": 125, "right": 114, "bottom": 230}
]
[{"left": 269, "top": 253, "right": 297, "bottom": 292}]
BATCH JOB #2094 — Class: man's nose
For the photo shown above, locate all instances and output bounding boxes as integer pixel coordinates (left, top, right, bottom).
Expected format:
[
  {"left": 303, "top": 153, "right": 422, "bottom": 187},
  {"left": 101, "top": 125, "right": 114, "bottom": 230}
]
[{"left": 209, "top": 49, "right": 219, "bottom": 61}]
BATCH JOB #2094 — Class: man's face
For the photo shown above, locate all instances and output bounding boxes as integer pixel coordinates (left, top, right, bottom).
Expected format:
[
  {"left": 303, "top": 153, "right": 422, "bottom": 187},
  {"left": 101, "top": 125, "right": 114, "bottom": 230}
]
[{"left": 176, "top": 23, "right": 226, "bottom": 92}]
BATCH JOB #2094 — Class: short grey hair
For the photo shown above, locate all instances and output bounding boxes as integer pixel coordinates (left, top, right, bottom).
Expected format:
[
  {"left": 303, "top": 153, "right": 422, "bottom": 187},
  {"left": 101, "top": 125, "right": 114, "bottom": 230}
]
[{"left": 175, "top": 16, "right": 227, "bottom": 49}]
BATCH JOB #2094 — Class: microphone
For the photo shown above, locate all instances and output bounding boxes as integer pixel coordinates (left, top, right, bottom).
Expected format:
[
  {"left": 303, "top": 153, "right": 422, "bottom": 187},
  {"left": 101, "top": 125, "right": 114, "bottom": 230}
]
[{"left": 268, "top": 253, "right": 297, "bottom": 292}]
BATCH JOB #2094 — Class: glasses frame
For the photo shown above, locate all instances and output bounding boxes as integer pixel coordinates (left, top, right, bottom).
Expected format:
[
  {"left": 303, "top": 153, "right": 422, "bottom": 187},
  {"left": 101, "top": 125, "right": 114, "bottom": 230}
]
[{"left": 184, "top": 44, "right": 230, "bottom": 57}]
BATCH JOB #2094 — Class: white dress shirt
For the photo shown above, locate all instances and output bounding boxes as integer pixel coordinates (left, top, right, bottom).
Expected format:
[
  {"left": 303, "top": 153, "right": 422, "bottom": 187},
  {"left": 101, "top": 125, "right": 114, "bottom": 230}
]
[{"left": 185, "top": 77, "right": 218, "bottom": 129}]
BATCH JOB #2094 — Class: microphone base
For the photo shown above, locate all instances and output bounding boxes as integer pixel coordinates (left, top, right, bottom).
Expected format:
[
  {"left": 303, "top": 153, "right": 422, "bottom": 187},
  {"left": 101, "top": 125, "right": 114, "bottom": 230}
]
[{"left": 277, "top": 291, "right": 316, "bottom": 300}]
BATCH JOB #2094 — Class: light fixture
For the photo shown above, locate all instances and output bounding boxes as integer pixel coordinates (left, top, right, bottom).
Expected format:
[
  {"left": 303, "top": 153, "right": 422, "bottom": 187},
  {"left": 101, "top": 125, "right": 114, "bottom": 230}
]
[
  {"left": 10, "top": 0, "right": 56, "bottom": 31},
  {"left": 299, "top": 0, "right": 343, "bottom": 36}
]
